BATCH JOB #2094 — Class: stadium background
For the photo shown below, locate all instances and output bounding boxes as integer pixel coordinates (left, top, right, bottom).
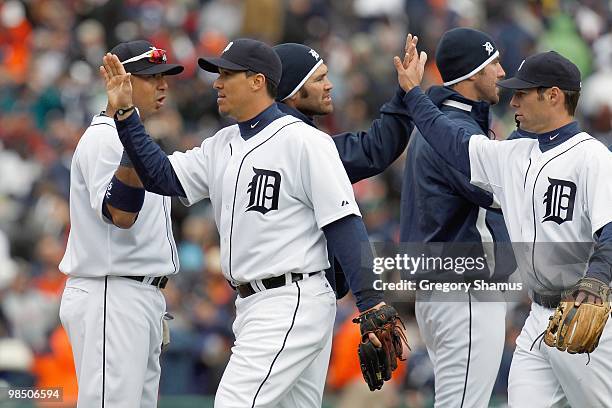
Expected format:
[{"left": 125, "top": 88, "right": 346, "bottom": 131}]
[{"left": 0, "top": 0, "right": 610, "bottom": 406}]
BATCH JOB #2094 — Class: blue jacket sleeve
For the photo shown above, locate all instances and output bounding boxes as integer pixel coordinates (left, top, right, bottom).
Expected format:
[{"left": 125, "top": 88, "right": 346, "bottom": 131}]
[
  {"left": 402, "top": 87, "right": 473, "bottom": 176},
  {"left": 334, "top": 88, "right": 413, "bottom": 184},
  {"left": 115, "top": 112, "right": 186, "bottom": 197},
  {"left": 322, "top": 215, "right": 383, "bottom": 312},
  {"left": 586, "top": 222, "right": 612, "bottom": 284}
]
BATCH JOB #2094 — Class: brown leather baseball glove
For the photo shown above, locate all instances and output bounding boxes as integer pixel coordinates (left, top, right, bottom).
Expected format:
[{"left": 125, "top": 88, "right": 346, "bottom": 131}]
[{"left": 544, "top": 277, "right": 611, "bottom": 354}]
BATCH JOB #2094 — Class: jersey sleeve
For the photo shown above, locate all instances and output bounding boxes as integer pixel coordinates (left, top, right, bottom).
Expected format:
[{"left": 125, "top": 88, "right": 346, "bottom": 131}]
[
  {"left": 298, "top": 130, "right": 361, "bottom": 229},
  {"left": 75, "top": 128, "right": 123, "bottom": 222},
  {"left": 168, "top": 137, "right": 214, "bottom": 206},
  {"left": 584, "top": 146, "right": 612, "bottom": 235},
  {"left": 468, "top": 135, "right": 506, "bottom": 193}
]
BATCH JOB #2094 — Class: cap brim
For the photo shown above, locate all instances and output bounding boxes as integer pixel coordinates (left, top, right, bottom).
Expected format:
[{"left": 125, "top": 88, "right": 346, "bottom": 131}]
[
  {"left": 132, "top": 64, "right": 184, "bottom": 76},
  {"left": 496, "top": 77, "right": 539, "bottom": 90},
  {"left": 198, "top": 57, "right": 247, "bottom": 73}
]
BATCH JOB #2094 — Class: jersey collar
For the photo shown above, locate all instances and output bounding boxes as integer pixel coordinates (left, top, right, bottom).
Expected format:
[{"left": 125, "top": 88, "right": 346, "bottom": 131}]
[
  {"left": 519, "top": 121, "right": 581, "bottom": 153},
  {"left": 91, "top": 112, "right": 116, "bottom": 128},
  {"left": 238, "top": 104, "right": 286, "bottom": 140}
]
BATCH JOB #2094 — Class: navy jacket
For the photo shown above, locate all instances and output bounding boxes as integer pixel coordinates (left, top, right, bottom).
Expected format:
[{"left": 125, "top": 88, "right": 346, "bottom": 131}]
[
  {"left": 278, "top": 88, "right": 413, "bottom": 297},
  {"left": 400, "top": 86, "right": 515, "bottom": 282}
]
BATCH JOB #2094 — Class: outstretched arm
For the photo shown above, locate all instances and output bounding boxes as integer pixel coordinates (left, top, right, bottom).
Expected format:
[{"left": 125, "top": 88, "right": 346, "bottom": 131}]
[
  {"left": 100, "top": 53, "right": 186, "bottom": 197},
  {"left": 334, "top": 35, "right": 419, "bottom": 183}
]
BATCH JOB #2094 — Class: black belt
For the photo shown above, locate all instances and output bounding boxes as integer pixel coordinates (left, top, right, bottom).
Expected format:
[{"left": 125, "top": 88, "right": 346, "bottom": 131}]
[
  {"left": 122, "top": 275, "right": 168, "bottom": 289},
  {"left": 532, "top": 291, "right": 561, "bottom": 308},
  {"left": 235, "top": 272, "right": 319, "bottom": 298}
]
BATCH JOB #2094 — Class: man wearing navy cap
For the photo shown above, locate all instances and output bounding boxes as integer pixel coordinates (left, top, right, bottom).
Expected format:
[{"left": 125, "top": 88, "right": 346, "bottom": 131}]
[
  {"left": 59, "top": 40, "right": 183, "bottom": 407},
  {"left": 100, "top": 38, "right": 403, "bottom": 407},
  {"left": 398, "top": 38, "right": 612, "bottom": 407}
]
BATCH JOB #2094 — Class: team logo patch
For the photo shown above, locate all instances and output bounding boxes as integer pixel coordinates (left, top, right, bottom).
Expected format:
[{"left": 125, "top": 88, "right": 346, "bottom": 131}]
[
  {"left": 246, "top": 167, "right": 281, "bottom": 214},
  {"left": 483, "top": 42, "right": 494, "bottom": 56},
  {"left": 542, "top": 177, "right": 577, "bottom": 225},
  {"left": 223, "top": 41, "right": 233, "bottom": 54}
]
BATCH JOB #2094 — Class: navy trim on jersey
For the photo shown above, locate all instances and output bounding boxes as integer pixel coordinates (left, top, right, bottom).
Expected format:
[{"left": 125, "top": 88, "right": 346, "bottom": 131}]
[
  {"left": 530, "top": 138, "right": 595, "bottom": 289},
  {"left": 460, "top": 290, "right": 472, "bottom": 408},
  {"left": 523, "top": 158, "right": 532, "bottom": 190},
  {"left": 251, "top": 281, "right": 301, "bottom": 408},
  {"left": 162, "top": 197, "right": 178, "bottom": 273},
  {"left": 238, "top": 104, "right": 286, "bottom": 140},
  {"left": 90, "top": 122, "right": 117, "bottom": 129},
  {"left": 228, "top": 120, "right": 302, "bottom": 280},
  {"left": 102, "top": 276, "right": 108, "bottom": 408}
]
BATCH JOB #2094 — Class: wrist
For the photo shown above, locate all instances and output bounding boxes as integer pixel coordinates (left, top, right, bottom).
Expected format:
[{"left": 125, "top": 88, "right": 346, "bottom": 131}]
[{"left": 116, "top": 105, "right": 136, "bottom": 120}]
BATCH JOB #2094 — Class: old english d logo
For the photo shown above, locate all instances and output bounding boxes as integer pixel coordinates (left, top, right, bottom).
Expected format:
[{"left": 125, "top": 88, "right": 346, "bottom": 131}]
[
  {"left": 542, "top": 177, "right": 576, "bottom": 224},
  {"left": 246, "top": 167, "right": 281, "bottom": 214}
]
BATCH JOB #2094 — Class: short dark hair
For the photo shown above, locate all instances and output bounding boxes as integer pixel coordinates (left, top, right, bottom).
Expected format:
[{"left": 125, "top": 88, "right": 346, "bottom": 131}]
[
  {"left": 246, "top": 71, "right": 278, "bottom": 99},
  {"left": 536, "top": 87, "right": 580, "bottom": 116}
]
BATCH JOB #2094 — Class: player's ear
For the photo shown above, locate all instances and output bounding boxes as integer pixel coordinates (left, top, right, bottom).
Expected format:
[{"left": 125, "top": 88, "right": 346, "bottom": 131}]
[
  {"left": 250, "top": 73, "right": 266, "bottom": 92},
  {"left": 549, "top": 87, "right": 563, "bottom": 107}
]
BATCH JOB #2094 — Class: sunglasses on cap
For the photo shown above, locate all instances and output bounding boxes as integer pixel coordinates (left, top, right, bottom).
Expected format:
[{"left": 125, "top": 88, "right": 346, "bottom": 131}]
[{"left": 121, "top": 47, "right": 167, "bottom": 65}]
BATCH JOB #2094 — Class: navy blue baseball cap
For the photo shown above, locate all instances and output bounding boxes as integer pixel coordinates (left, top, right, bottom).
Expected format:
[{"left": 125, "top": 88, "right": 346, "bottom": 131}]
[
  {"left": 111, "top": 40, "right": 183, "bottom": 76},
  {"left": 274, "top": 43, "right": 324, "bottom": 101},
  {"left": 497, "top": 51, "right": 581, "bottom": 91},
  {"left": 436, "top": 28, "right": 499, "bottom": 86},
  {"left": 198, "top": 38, "right": 282, "bottom": 86}
]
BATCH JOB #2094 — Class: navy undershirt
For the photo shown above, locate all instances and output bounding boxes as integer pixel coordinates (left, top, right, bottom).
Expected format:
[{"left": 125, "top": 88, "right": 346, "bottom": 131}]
[
  {"left": 237, "top": 103, "right": 286, "bottom": 140},
  {"left": 517, "top": 121, "right": 581, "bottom": 153}
]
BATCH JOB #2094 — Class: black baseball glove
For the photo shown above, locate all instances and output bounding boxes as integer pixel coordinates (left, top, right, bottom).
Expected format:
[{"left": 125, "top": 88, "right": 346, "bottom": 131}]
[{"left": 352, "top": 304, "right": 409, "bottom": 391}]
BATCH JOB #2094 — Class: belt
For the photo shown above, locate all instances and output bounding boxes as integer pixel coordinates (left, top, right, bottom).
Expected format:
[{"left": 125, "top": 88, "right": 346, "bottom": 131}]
[
  {"left": 121, "top": 275, "right": 168, "bottom": 289},
  {"left": 235, "top": 272, "right": 319, "bottom": 298},
  {"left": 532, "top": 291, "right": 561, "bottom": 308}
]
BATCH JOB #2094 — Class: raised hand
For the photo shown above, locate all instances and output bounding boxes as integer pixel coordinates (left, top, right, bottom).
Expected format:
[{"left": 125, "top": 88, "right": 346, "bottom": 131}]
[
  {"left": 100, "top": 53, "right": 134, "bottom": 111},
  {"left": 394, "top": 33, "right": 427, "bottom": 93}
]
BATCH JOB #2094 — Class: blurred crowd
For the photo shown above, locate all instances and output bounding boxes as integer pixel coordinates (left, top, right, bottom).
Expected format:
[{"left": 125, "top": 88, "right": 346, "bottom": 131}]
[{"left": 0, "top": 0, "right": 610, "bottom": 406}]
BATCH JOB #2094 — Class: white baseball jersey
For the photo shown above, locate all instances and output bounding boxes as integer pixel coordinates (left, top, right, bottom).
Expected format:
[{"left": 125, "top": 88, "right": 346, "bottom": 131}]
[
  {"left": 59, "top": 114, "right": 179, "bottom": 277},
  {"left": 168, "top": 114, "right": 360, "bottom": 284},
  {"left": 467, "top": 131, "right": 612, "bottom": 292}
]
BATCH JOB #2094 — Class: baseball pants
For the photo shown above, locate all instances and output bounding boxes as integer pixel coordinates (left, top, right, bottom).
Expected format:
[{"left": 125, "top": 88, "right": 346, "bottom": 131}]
[
  {"left": 59, "top": 276, "right": 166, "bottom": 408},
  {"left": 508, "top": 302, "right": 612, "bottom": 407},
  {"left": 215, "top": 272, "right": 336, "bottom": 408},
  {"left": 415, "top": 289, "right": 506, "bottom": 408}
]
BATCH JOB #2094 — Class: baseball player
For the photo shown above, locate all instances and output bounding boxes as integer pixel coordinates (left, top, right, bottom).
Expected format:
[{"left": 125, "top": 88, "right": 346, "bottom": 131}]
[
  {"left": 398, "top": 42, "right": 612, "bottom": 407},
  {"left": 401, "top": 28, "right": 516, "bottom": 407},
  {"left": 273, "top": 40, "right": 415, "bottom": 299},
  {"left": 101, "top": 38, "right": 397, "bottom": 407},
  {"left": 58, "top": 40, "right": 183, "bottom": 407}
]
